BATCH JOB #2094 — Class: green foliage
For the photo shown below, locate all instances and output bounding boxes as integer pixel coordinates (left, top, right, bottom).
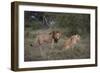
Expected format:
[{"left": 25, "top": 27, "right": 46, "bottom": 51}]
[{"left": 25, "top": 11, "right": 90, "bottom": 36}]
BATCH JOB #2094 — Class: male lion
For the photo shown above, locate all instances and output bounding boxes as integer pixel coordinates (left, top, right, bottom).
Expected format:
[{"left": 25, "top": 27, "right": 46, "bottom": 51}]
[{"left": 35, "top": 31, "right": 62, "bottom": 48}]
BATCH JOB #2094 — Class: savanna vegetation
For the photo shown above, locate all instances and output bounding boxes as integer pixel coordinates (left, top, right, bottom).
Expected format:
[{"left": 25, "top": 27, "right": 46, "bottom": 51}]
[{"left": 24, "top": 11, "right": 90, "bottom": 61}]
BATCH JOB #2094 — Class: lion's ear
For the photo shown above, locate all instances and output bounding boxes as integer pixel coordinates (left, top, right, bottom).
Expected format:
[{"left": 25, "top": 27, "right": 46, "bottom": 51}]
[
  {"left": 57, "top": 31, "right": 62, "bottom": 34},
  {"left": 70, "top": 36, "right": 74, "bottom": 41},
  {"left": 49, "top": 32, "right": 52, "bottom": 35},
  {"left": 49, "top": 31, "right": 55, "bottom": 35}
]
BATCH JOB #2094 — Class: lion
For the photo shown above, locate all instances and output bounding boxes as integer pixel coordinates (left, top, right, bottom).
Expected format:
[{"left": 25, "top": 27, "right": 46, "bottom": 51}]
[{"left": 63, "top": 34, "right": 80, "bottom": 49}]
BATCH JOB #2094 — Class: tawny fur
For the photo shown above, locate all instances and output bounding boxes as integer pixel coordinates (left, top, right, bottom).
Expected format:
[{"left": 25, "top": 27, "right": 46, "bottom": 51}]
[
  {"left": 35, "top": 31, "right": 62, "bottom": 48},
  {"left": 63, "top": 34, "right": 80, "bottom": 49}
]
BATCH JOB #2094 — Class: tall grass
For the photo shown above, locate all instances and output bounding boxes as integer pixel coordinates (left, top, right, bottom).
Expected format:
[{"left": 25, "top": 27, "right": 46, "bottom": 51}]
[{"left": 24, "top": 29, "right": 90, "bottom": 61}]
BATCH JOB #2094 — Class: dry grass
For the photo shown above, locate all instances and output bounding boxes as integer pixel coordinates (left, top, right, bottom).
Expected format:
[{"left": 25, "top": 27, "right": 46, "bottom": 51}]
[{"left": 24, "top": 29, "right": 90, "bottom": 61}]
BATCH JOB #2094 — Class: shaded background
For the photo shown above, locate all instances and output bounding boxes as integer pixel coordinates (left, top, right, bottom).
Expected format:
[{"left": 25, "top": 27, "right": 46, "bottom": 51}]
[{"left": 24, "top": 11, "right": 90, "bottom": 36}]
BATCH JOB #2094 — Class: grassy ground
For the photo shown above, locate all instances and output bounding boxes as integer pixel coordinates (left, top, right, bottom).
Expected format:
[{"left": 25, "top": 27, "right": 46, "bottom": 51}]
[{"left": 24, "top": 29, "right": 90, "bottom": 61}]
